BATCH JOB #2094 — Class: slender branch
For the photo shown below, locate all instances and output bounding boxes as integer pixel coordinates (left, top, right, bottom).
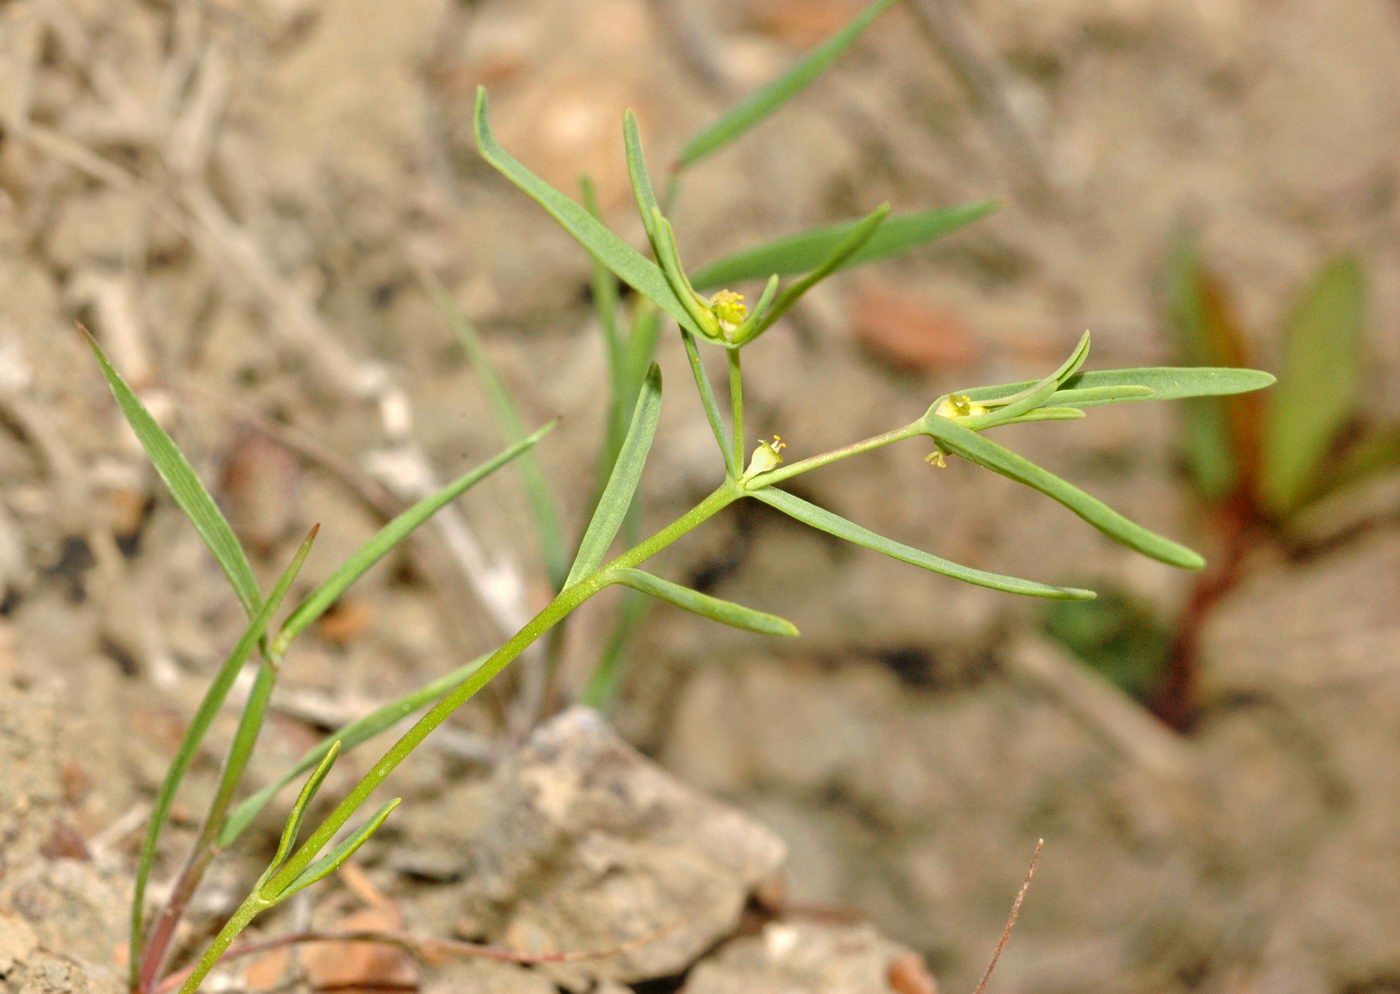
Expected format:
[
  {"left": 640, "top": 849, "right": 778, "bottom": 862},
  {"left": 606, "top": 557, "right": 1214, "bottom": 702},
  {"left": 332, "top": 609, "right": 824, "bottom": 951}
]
[
  {"left": 728, "top": 348, "right": 745, "bottom": 472},
  {"left": 172, "top": 484, "right": 741, "bottom": 994},
  {"left": 744, "top": 422, "right": 923, "bottom": 490}
]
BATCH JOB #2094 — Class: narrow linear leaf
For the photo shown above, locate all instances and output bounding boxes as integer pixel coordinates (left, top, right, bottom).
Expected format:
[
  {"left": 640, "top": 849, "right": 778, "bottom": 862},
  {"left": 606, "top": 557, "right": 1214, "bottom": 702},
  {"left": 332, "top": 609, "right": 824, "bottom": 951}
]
[
  {"left": 425, "top": 277, "right": 568, "bottom": 588},
  {"left": 691, "top": 202, "right": 996, "bottom": 290},
  {"left": 999, "top": 407, "right": 1086, "bottom": 424},
  {"left": 1047, "top": 385, "right": 1154, "bottom": 406},
  {"left": 609, "top": 567, "right": 798, "bottom": 636},
  {"left": 267, "top": 799, "right": 401, "bottom": 902},
  {"left": 752, "top": 487, "right": 1095, "bottom": 600},
  {"left": 275, "top": 422, "right": 555, "bottom": 654},
  {"left": 923, "top": 415, "right": 1205, "bottom": 569},
  {"left": 751, "top": 203, "right": 890, "bottom": 337},
  {"left": 959, "top": 367, "right": 1274, "bottom": 407},
  {"left": 965, "top": 331, "right": 1090, "bottom": 427},
  {"left": 84, "top": 328, "right": 260, "bottom": 617},
  {"left": 623, "top": 110, "right": 661, "bottom": 242},
  {"left": 131, "top": 527, "right": 315, "bottom": 964},
  {"left": 678, "top": 0, "right": 901, "bottom": 168},
  {"left": 219, "top": 653, "right": 489, "bottom": 848},
  {"left": 269, "top": 740, "right": 341, "bottom": 875},
  {"left": 474, "top": 88, "right": 703, "bottom": 336},
  {"left": 565, "top": 365, "right": 663, "bottom": 587},
  {"left": 1261, "top": 255, "right": 1366, "bottom": 516}
]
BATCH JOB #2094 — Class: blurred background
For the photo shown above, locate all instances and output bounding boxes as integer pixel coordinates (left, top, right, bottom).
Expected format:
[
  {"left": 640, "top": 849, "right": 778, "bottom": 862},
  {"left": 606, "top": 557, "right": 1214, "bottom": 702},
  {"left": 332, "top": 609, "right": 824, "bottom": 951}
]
[{"left": 0, "top": 0, "right": 1397, "bottom": 991}]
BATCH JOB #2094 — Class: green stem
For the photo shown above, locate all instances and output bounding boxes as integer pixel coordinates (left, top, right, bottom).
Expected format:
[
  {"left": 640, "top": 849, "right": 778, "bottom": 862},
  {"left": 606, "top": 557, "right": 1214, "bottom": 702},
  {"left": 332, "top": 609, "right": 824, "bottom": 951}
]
[
  {"left": 139, "top": 659, "right": 282, "bottom": 992},
  {"left": 680, "top": 329, "right": 735, "bottom": 475},
  {"left": 728, "top": 349, "right": 745, "bottom": 472},
  {"left": 175, "top": 894, "right": 270, "bottom": 994},
  {"left": 745, "top": 421, "right": 923, "bottom": 490}
]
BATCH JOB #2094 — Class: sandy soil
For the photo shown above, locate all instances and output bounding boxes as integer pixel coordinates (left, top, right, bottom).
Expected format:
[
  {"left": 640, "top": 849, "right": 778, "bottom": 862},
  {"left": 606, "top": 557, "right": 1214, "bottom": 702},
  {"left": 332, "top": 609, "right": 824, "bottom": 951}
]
[{"left": 1, "top": 0, "right": 1398, "bottom": 992}]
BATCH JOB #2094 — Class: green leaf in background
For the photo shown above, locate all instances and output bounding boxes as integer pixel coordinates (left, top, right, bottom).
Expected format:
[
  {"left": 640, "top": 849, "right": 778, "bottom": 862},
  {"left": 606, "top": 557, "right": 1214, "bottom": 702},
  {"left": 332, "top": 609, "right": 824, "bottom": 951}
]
[
  {"left": 219, "top": 653, "right": 489, "bottom": 848},
  {"left": 1261, "top": 255, "right": 1366, "bottom": 516},
  {"left": 84, "top": 328, "right": 261, "bottom": 618},
  {"left": 746, "top": 203, "right": 890, "bottom": 340},
  {"left": 565, "top": 365, "right": 663, "bottom": 587},
  {"left": 922, "top": 414, "right": 1205, "bottom": 569},
  {"left": 131, "top": 527, "right": 315, "bottom": 974},
  {"left": 1042, "top": 586, "right": 1171, "bottom": 704},
  {"left": 678, "top": 0, "right": 902, "bottom": 168},
  {"left": 425, "top": 275, "right": 569, "bottom": 588},
  {"left": 265, "top": 799, "right": 401, "bottom": 901},
  {"left": 959, "top": 367, "right": 1275, "bottom": 408},
  {"left": 691, "top": 202, "right": 997, "bottom": 290},
  {"left": 1322, "top": 423, "right": 1400, "bottom": 500},
  {"left": 751, "top": 487, "right": 1095, "bottom": 599},
  {"left": 273, "top": 421, "right": 555, "bottom": 655},
  {"left": 580, "top": 589, "right": 650, "bottom": 711},
  {"left": 607, "top": 567, "right": 798, "bottom": 636},
  {"left": 1164, "top": 236, "right": 1259, "bottom": 501},
  {"left": 474, "top": 88, "right": 704, "bottom": 337}
]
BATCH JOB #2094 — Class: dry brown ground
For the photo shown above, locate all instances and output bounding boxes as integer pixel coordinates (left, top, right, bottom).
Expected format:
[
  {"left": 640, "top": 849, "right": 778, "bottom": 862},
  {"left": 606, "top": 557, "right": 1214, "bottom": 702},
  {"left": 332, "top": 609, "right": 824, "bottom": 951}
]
[{"left": 1, "top": 1, "right": 1398, "bottom": 992}]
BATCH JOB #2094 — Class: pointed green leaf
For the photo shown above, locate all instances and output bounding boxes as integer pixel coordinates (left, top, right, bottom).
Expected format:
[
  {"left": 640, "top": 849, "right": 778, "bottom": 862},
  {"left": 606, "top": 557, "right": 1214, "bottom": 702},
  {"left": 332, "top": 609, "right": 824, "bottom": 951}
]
[
  {"left": 268, "top": 740, "right": 341, "bottom": 875},
  {"left": 473, "top": 88, "right": 703, "bottom": 336},
  {"left": 747, "top": 203, "right": 890, "bottom": 340},
  {"left": 608, "top": 567, "right": 798, "bottom": 636},
  {"left": 266, "top": 799, "right": 401, "bottom": 902},
  {"left": 565, "top": 365, "right": 663, "bottom": 587},
  {"left": 623, "top": 110, "right": 661, "bottom": 243},
  {"left": 219, "top": 653, "right": 489, "bottom": 848},
  {"left": 425, "top": 276, "right": 568, "bottom": 588},
  {"left": 751, "top": 487, "right": 1095, "bottom": 599},
  {"left": 651, "top": 208, "right": 720, "bottom": 336},
  {"left": 1261, "top": 255, "right": 1366, "bottom": 516},
  {"left": 678, "top": 0, "right": 901, "bottom": 168},
  {"left": 84, "top": 328, "right": 260, "bottom": 617},
  {"left": 274, "top": 422, "right": 554, "bottom": 655},
  {"left": 922, "top": 414, "right": 1205, "bottom": 569},
  {"left": 963, "top": 331, "right": 1090, "bottom": 427},
  {"left": 998, "top": 407, "right": 1086, "bottom": 424},
  {"left": 958, "top": 367, "right": 1274, "bottom": 407},
  {"left": 131, "top": 527, "right": 315, "bottom": 967},
  {"left": 691, "top": 202, "right": 997, "bottom": 290}
]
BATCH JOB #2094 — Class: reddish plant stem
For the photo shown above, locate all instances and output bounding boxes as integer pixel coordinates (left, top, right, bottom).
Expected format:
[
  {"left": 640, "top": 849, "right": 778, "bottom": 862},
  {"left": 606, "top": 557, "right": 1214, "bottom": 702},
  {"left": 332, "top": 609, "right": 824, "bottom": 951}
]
[
  {"left": 1151, "top": 491, "right": 1260, "bottom": 731},
  {"left": 137, "top": 845, "right": 220, "bottom": 993}
]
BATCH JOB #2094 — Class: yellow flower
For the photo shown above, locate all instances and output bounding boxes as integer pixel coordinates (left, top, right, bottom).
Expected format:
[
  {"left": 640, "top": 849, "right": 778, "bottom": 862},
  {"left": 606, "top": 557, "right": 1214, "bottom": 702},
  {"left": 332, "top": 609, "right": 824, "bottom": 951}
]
[
  {"left": 934, "top": 393, "right": 988, "bottom": 420},
  {"left": 709, "top": 290, "right": 749, "bottom": 341},
  {"left": 741, "top": 434, "right": 786, "bottom": 482}
]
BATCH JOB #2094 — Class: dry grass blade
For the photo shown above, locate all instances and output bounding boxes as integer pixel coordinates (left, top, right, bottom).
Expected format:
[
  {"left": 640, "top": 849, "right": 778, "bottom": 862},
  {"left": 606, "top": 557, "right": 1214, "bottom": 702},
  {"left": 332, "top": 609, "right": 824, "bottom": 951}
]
[{"left": 972, "top": 838, "right": 1043, "bottom": 994}]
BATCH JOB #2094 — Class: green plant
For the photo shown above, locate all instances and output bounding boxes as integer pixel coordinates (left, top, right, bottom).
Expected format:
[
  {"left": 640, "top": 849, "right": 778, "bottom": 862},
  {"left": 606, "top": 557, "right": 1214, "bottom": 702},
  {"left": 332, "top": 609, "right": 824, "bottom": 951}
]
[
  {"left": 1046, "top": 239, "right": 1396, "bottom": 727},
  {"left": 95, "top": 4, "right": 1274, "bottom": 990}
]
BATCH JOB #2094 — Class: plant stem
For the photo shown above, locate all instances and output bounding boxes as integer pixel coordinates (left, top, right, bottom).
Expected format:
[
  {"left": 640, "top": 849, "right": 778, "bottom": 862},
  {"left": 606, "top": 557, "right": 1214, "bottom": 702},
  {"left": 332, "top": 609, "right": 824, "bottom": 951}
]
[
  {"left": 175, "top": 893, "right": 270, "bottom": 994},
  {"left": 139, "top": 658, "right": 282, "bottom": 992},
  {"left": 728, "top": 348, "right": 745, "bottom": 471},
  {"left": 171, "top": 483, "right": 740, "bottom": 994},
  {"left": 745, "top": 421, "right": 923, "bottom": 489}
]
